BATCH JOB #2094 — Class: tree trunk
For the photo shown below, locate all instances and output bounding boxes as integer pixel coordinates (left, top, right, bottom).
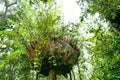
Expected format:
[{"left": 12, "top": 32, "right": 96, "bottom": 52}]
[
  {"left": 49, "top": 69, "right": 56, "bottom": 80},
  {"left": 36, "top": 72, "right": 39, "bottom": 80}
]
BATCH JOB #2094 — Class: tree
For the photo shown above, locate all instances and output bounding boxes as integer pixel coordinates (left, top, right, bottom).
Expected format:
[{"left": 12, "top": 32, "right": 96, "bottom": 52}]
[
  {"left": 0, "top": 0, "right": 81, "bottom": 80},
  {"left": 77, "top": 0, "right": 120, "bottom": 79},
  {"left": 0, "top": 0, "right": 18, "bottom": 22},
  {"left": 87, "top": 0, "right": 120, "bottom": 32}
]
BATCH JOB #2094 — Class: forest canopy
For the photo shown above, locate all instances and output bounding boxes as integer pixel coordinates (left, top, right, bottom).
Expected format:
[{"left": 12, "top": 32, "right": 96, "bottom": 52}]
[{"left": 0, "top": 0, "right": 120, "bottom": 80}]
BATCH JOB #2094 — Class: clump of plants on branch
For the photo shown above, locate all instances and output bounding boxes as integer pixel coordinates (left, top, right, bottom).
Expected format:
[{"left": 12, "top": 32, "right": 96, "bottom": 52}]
[{"left": 8, "top": 0, "right": 80, "bottom": 79}]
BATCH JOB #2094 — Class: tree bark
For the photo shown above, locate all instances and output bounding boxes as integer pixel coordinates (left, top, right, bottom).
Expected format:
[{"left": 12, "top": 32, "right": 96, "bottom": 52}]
[
  {"left": 72, "top": 70, "right": 75, "bottom": 80},
  {"left": 36, "top": 72, "right": 39, "bottom": 80},
  {"left": 49, "top": 69, "right": 56, "bottom": 80},
  {"left": 77, "top": 63, "right": 81, "bottom": 80},
  {"left": 69, "top": 72, "right": 72, "bottom": 80}
]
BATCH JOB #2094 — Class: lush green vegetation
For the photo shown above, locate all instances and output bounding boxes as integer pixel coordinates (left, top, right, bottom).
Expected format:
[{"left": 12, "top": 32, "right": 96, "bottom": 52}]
[
  {"left": 0, "top": 0, "right": 120, "bottom": 80},
  {"left": 78, "top": 0, "right": 120, "bottom": 79}
]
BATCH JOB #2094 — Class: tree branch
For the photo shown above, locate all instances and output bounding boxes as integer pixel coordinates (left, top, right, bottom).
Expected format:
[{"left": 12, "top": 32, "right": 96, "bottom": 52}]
[
  {"left": 1, "top": 0, "right": 17, "bottom": 22},
  {"left": 7, "top": 0, "right": 17, "bottom": 7}
]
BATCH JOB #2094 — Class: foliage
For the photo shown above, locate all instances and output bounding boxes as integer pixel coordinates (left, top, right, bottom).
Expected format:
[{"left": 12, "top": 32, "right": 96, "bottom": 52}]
[
  {"left": 76, "top": 1, "right": 120, "bottom": 78},
  {"left": 78, "top": 0, "right": 120, "bottom": 79},
  {"left": 0, "top": 0, "right": 82, "bottom": 80},
  {"left": 87, "top": 0, "right": 120, "bottom": 32},
  {"left": 3, "top": 0, "right": 120, "bottom": 80},
  {"left": 0, "top": 0, "right": 60, "bottom": 79},
  {"left": 89, "top": 27, "right": 120, "bottom": 79}
]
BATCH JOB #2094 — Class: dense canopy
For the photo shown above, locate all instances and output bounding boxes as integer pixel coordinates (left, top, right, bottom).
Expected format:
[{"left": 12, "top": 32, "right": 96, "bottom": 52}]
[{"left": 0, "top": 0, "right": 120, "bottom": 80}]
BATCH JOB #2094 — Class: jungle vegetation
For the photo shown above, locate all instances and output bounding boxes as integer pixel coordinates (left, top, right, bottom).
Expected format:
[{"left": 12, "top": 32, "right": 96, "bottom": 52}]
[{"left": 0, "top": 0, "right": 120, "bottom": 80}]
